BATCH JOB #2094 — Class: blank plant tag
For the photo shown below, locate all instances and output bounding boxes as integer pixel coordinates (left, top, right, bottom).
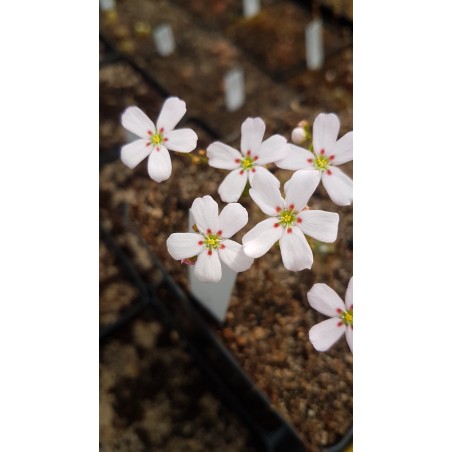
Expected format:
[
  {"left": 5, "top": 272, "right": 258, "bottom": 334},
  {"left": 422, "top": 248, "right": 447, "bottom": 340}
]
[
  {"left": 224, "top": 67, "right": 245, "bottom": 112},
  {"left": 188, "top": 212, "right": 237, "bottom": 322},
  {"left": 305, "top": 19, "right": 324, "bottom": 70},
  {"left": 153, "top": 23, "right": 175, "bottom": 57},
  {"left": 99, "top": 0, "right": 116, "bottom": 11},
  {"left": 243, "top": 0, "right": 261, "bottom": 18}
]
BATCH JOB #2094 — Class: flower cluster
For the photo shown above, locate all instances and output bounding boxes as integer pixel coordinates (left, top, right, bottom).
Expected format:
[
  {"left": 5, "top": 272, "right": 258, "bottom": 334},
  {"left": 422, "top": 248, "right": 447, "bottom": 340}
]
[{"left": 120, "top": 98, "right": 353, "bottom": 353}]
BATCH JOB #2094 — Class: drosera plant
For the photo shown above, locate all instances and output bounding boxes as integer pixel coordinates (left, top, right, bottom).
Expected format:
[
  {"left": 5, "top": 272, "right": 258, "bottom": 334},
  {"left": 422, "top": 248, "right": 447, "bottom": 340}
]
[
  {"left": 120, "top": 97, "right": 198, "bottom": 182},
  {"left": 119, "top": 97, "right": 353, "bottom": 356},
  {"left": 276, "top": 113, "right": 353, "bottom": 206},
  {"left": 207, "top": 117, "right": 288, "bottom": 203}
]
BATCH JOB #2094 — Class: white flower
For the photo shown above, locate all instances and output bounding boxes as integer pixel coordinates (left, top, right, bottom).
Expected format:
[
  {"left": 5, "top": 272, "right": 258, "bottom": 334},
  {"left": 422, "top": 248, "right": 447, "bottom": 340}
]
[
  {"left": 242, "top": 170, "right": 339, "bottom": 271},
  {"left": 120, "top": 97, "right": 198, "bottom": 182},
  {"left": 166, "top": 196, "right": 254, "bottom": 283},
  {"left": 308, "top": 277, "right": 353, "bottom": 353},
  {"left": 276, "top": 113, "right": 353, "bottom": 206},
  {"left": 207, "top": 117, "right": 288, "bottom": 203}
]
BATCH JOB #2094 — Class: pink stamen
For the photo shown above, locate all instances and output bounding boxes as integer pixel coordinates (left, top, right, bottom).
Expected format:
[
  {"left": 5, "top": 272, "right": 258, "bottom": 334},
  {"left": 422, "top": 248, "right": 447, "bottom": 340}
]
[
  {"left": 239, "top": 170, "right": 244, "bottom": 175},
  {"left": 246, "top": 150, "right": 251, "bottom": 156},
  {"left": 329, "top": 155, "right": 335, "bottom": 160},
  {"left": 273, "top": 223, "right": 279, "bottom": 228},
  {"left": 275, "top": 206, "right": 282, "bottom": 213},
  {"left": 297, "top": 218, "right": 302, "bottom": 223},
  {"left": 208, "top": 250, "right": 212, "bottom": 256},
  {"left": 164, "top": 138, "right": 168, "bottom": 142},
  {"left": 320, "top": 149, "right": 325, "bottom": 155},
  {"left": 337, "top": 321, "right": 343, "bottom": 327},
  {"left": 217, "top": 230, "right": 222, "bottom": 236},
  {"left": 198, "top": 241, "right": 203, "bottom": 245},
  {"left": 254, "top": 156, "right": 258, "bottom": 161},
  {"left": 146, "top": 142, "right": 150, "bottom": 147},
  {"left": 326, "top": 169, "right": 332, "bottom": 175},
  {"left": 287, "top": 228, "right": 292, "bottom": 233},
  {"left": 220, "top": 244, "right": 225, "bottom": 249},
  {"left": 156, "top": 147, "right": 160, "bottom": 151},
  {"left": 289, "top": 204, "right": 294, "bottom": 210},
  {"left": 159, "top": 127, "right": 164, "bottom": 133},
  {"left": 251, "top": 168, "right": 256, "bottom": 173},
  {"left": 147, "top": 130, "right": 152, "bottom": 135},
  {"left": 336, "top": 308, "right": 343, "bottom": 314},
  {"left": 307, "top": 158, "right": 313, "bottom": 163},
  {"left": 235, "top": 159, "right": 240, "bottom": 163},
  {"left": 207, "top": 229, "right": 212, "bottom": 234}
]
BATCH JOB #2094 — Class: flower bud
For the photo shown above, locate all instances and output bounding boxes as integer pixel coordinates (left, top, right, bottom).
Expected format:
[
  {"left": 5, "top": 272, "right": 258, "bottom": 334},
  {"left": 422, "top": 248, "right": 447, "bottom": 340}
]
[{"left": 291, "top": 127, "right": 307, "bottom": 144}]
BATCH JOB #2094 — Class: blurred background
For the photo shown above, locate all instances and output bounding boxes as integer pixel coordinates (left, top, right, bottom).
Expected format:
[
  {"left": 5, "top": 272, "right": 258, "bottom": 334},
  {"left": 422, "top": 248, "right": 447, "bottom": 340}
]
[{"left": 100, "top": 1, "right": 352, "bottom": 451}]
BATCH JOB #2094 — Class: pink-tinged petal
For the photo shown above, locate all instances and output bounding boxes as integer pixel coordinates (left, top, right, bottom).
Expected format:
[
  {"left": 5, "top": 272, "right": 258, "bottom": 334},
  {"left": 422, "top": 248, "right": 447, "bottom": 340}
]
[
  {"left": 166, "top": 233, "right": 203, "bottom": 260},
  {"left": 345, "top": 327, "right": 353, "bottom": 353},
  {"left": 321, "top": 166, "right": 353, "bottom": 206},
  {"left": 218, "top": 203, "right": 248, "bottom": 238},
  {"left": 345, "top": 277, "right": 353, "bottom": 309},
  {"left": 279, "top": 227, "right": 313, "bottom": 271},
  {"left": 241, "top": 117, "right": 265, "bottom": 155},
  {"left": 299, "top": 210, "right": 339, "bottom": 243},
  {"left": 218, "top": 239, "right": 254, "bottom": 272},
  {"left": 207, "top": 142, "right": 242, "bottom": 170},
  {"left": 248, "top": 166, "right": 280, "bottom": 187},
  {"left": 165, "top": 128, "right": 197, "bottom": 153},
  {"left": 121, "top": 106, "right": 156, "bottom": 139},
  {"left": 147, "top": 146, "right": 172, "bottom": 182},
  {"left": 330, "top": 131, "right": 353, "bottom": 164},
  {"left": 218, "top": 168, "right": 248, "bottom": 203},
  {"left": 190, "top": 195, "right": 219, "bottom": 235},
  {"left": 242, "top": 218, "right": 283, "bottom": 258},
  {"left": 249, "top": 171, "right": 283, "bottom": 216},
  {"left": 156, "top": 97, "right": 187, "bottom": 132},
  {"left": 256, "top": 135, "right": 288, "bottom": 165},
  {"left": 194, "top": 249, "right": 222, "bottom": 283},
  {"left": 275, "top": 144, "right": 315, "bottom": 170},
  {"left": 284, "top": 170, "right": 321, "bottom": 211},
  {"left": 309, "top": 317, "right": 345, "bottom": 352},
  {"left": 313, "top": 113, "right": 340, "bottom": 154},
  {"left": 120, "top": 139, "right": 152, "bottom": 169},
  {"left": 307, "top": 283, "right": 345, "bottom": 317}
]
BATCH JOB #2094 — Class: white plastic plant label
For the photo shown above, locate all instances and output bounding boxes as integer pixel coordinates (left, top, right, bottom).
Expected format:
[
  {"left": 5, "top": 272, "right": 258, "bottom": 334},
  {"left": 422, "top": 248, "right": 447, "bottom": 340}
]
[
  {"left": 99, "top": 0, "right": 116, "bottom": 11},
  {"left": 305, "top": 19, "right": 324, "bottom": 70},
  {"left": 188, "top": 212, "right": 237, "bottom": 323},
  {"left": 224, "top": 67, "right": 245, "bottom": 112},
  {"left": 243, "top": 0, "right": 261, "bottom": 18},
  {"left": 153, "top": 23, "right": 176, "bottom": 57}
]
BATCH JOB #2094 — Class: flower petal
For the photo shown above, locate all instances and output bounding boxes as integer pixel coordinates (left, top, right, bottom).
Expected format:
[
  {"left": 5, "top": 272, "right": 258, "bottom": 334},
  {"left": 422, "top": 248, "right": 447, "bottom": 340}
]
[
  {"left": 330, "top": 131, "right": 353, "bottom": 165},
  {"left": 307, "top": 283, "right": 345, "bottom": 317},
  {"left": 241, "top": 117, "right": 265, "bottom": 155},
  {"left": 345, "top": 277, "right": 353, "bottom": 309},
  {"left": 322, "top": 166, "right": 353, "bottom": 206},
  {"left": 218, "top": 168, "right": 248, "bottom": 203},
  {"left": 207, "top": 142, "right": 242, "bottom": 170},
  {"left": 242, "top": 218, "right": 283, "bottom": 258},
  {"left": 120, "top": 139, "right": 152, "bottom": 169},
  {"left": 218, "top": 239, "right": 254, "bottom": 272},
  {"left": 148, "top": 146, "right": 172, "bottom": 182},
  {"left": 249, "top": 171, "right": 284, "bottom": 216},
  {"left": 166, "top": 233, "right": 203, "bottom": 260},
  {"left": 275, "top": 144, "right": 315, "bottom": 170},
  {"left": 313, "top": 113, "right": 340, "bottom": 154},
  {"left": 190, "top": 195, "right": 219, "bottom": 235},
  {"left": 309, "top": 317, "right": 345, "bottom": 352},
  {"left": 218, "top": 203, "right": 248, "bottom": 238},
  {"left": 345, "top": 327, "right": 353, "bottom": 353},
  {"left": 121, "top": 106, "right": 155, "bottom": 139},
  {"left": 248, "top": 166, "right": 280, "bottom": 187},
  {"left": 256, "top": 135, "right": 288, "bottom": 165},
  {"left": 299, "top": 210, "right": 339, "bottom": 243},
  {"left": 279, "top": 227, "right": 313, "bottom": 271},
  {"left": 194, "top": 249, "right": 222, "bottom": 283},
  {"left": 165, "top": 128, "right": 198, "bottom": 153},
  {"left": 284, "top": 170, "right": 321, "bottom": 211},
  {"left": 156, "top": 97, "right": 187, "bottom": 132}
]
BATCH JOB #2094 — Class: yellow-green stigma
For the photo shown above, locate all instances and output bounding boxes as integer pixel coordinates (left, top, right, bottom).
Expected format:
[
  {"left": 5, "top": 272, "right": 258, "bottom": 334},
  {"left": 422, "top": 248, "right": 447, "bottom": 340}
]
[
  {"left": 203, "top": 233, "right": 221, "bottom": 250},
  {"left": 278, "top": 208, "right": 297, "bottom": 228},
  {"left": 151, "top": 132, "right": 164, "bottom": 146},
  {"left": 313, "top": 154, "right": 331, "bottom": 171},
  {"left": 240, "top": 156, "right": 254, "bottom": 171},
  {"left": 340, "top": 309, "right": 353, "bottom": 326}
]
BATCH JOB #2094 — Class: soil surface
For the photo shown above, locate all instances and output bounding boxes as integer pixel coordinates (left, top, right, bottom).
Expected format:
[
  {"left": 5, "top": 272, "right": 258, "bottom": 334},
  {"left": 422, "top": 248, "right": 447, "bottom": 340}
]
[{"left": 100, "top": 1, "right": 353, "bottom": 451}]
